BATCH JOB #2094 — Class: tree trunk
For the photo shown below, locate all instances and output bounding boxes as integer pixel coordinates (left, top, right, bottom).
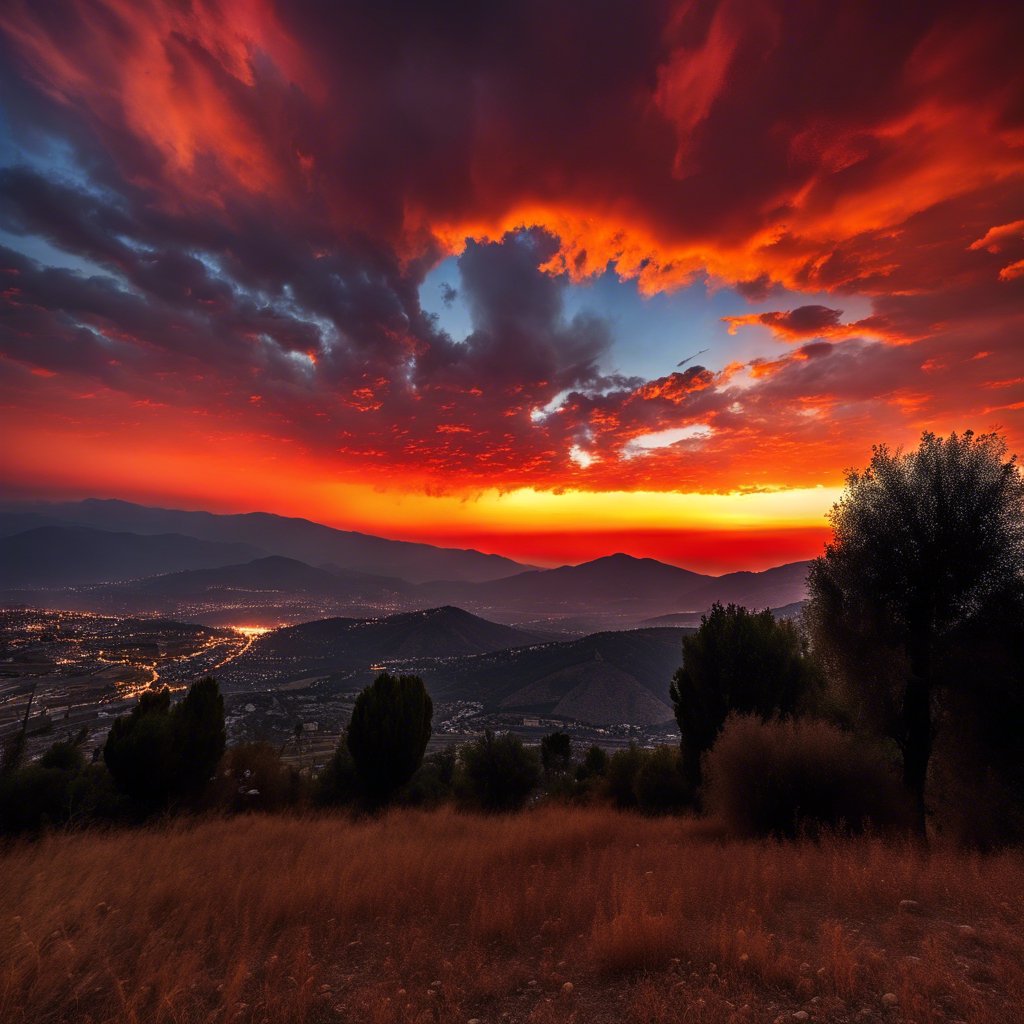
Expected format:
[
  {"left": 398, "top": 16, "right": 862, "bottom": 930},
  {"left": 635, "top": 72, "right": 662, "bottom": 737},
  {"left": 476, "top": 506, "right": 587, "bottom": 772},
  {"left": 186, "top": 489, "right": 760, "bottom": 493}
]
[{"left": 903, "top": 637, "right": 933, "bottom": 840}]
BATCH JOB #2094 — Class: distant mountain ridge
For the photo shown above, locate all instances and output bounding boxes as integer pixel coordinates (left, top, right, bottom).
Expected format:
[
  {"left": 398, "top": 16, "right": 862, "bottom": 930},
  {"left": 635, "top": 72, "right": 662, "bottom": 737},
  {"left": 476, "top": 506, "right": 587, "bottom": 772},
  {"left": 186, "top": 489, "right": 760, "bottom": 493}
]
[
  {"left": 0, "top": 499, "right": 534, "bottom": 584},
  {"left": 0, "top": 525, "right": 264, "bottom": 587},
  {"left": 0, "top": 500, "right": 812, "bottom": 628},
  {"left": 421, "top": 553, "right": 811, "bottom": 623}
]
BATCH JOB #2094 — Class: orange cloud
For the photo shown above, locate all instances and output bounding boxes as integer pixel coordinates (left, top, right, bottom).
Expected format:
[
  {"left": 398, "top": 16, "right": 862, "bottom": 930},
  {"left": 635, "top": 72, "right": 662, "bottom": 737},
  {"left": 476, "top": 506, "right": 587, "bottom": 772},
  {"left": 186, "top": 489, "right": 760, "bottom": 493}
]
[{"left": 1, "top": 0, "right": 1022, "bottom": 529}]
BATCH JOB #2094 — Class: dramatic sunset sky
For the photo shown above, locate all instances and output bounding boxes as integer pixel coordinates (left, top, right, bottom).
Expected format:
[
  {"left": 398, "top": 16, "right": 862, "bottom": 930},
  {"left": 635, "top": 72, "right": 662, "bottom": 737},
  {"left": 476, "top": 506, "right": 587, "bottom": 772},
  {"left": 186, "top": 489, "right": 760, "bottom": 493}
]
[{"left": 1, "top": 1, "right": 1022, "bottom": 571}]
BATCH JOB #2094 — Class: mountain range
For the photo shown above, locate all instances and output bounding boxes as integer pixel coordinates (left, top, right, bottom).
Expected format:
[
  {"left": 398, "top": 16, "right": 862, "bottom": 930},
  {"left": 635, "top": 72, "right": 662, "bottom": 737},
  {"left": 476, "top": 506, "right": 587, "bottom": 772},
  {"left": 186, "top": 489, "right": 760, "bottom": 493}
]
[
  {"left": 0, "top": 499, "right": 811, "bottom": 630},
  {"left": 0, "top": 499, "right": 531, "bottom": 583}
]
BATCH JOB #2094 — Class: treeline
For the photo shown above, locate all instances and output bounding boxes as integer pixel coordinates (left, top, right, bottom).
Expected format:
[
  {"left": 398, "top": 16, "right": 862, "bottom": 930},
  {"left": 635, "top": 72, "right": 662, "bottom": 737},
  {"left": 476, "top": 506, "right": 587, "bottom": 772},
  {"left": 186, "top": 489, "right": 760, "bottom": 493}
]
[
  {"left": 2, "top": 430, "right": 1022, "bottom": 846},
  {"left": 0, "top": 668, "right": 692, "bottom": 828}
]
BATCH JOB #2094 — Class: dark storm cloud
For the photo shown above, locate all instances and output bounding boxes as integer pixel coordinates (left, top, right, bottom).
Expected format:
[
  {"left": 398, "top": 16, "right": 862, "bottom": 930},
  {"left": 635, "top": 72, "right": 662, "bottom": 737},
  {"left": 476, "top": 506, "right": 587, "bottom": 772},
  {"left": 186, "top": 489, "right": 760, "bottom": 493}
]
[{"left": 0, "top": 0, "right": 1022, "bottom": 492}]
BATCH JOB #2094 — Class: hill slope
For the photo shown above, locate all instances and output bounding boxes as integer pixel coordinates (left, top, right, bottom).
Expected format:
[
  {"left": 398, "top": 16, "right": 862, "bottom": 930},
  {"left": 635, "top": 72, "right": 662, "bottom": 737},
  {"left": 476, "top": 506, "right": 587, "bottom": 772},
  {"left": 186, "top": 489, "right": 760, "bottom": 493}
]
[
  {"left": 219, "top": 606, "right": 549, "bottom": 686},
  {"left": 392, "top": 626, "right": 689, "bottom": 726}
]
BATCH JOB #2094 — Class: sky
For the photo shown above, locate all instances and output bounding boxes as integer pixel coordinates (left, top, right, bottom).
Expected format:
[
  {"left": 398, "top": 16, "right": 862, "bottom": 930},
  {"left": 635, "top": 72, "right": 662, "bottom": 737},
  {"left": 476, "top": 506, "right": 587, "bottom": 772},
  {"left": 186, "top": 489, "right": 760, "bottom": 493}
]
[{"left": 0, "top": 0, "right": 1022, "bottom": 573}]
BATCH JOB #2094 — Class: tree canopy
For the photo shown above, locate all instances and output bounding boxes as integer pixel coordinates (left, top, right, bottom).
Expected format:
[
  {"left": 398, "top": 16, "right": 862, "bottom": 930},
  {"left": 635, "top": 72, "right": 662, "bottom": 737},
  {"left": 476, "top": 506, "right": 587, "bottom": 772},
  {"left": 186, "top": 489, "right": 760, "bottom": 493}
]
[
  {"left": 806, "top": 430, "right": 1024, "bottom": 834},
  {"left": 103, "top": 677, "right": 225, "bottom": 809},
  {"left": 346, "top": 672, "right": 433, "bottom": 807},
  {"left": 670, "top": 602, "right": 820, "bottom": 791}
]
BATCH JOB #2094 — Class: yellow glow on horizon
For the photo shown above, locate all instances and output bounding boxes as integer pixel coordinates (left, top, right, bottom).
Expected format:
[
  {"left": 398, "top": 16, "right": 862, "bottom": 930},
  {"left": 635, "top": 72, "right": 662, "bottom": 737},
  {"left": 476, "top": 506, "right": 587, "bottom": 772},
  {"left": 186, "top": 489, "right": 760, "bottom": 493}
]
[
  {"left": 315, "top": 481, "right": 842, "bottom": 536},
  {"left": 1, "top": 416, "right": 841, "bottom": 540}
]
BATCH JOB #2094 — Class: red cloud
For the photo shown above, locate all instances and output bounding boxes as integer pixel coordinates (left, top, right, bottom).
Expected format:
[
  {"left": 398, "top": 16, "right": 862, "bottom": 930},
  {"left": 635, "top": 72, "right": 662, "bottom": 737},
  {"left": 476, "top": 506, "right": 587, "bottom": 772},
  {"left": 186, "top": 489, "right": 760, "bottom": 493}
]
[{"left": 0, "top": 0, "right": 1022, "bottom": 503}]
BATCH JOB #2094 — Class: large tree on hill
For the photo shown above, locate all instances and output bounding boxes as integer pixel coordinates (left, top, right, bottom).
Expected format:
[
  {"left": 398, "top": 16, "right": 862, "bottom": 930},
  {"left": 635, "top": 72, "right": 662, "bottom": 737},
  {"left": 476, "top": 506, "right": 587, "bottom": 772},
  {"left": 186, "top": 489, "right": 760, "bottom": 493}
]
[
  {"left": 669, "top": 603, "right": 820, "bottom": 792},
  {"left": 346, "top": 672, "right": 433, "bottom": 807},
  {"left": 806, "top": 431, "right": 1024, "bottom": 836}
]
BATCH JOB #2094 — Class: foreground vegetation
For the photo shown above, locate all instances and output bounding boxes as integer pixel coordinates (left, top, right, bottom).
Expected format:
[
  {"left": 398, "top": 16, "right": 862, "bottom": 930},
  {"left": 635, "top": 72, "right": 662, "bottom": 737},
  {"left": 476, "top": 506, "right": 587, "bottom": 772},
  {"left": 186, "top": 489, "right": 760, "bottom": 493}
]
[{"left": 2, "top": 806, "right": 1022, "bottom": 1024}]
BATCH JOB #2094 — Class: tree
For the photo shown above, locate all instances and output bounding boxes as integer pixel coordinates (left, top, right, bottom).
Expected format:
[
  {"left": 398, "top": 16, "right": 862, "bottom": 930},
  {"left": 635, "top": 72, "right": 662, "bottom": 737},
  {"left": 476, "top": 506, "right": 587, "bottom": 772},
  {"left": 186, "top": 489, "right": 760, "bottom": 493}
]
[
  {"left": 457, "top": 730, "right": 540, "bottom": 812},
  {"left": 103, "top": 677, "right": 226, "bottom": 809},
  {"left": 346, "top": 672, "right": 433, "bottom": 807},
  {"left": 173, "top": 677, "right": 225, "bottom": 798},
  {"left": 669, "top": 603, "right": 820, "bottom": 792},
  {"left": 103, "top": 687, "right": 176, "bottom": 807},
  {"left": 540, "top": 730, "right": 572, "bottom": 775},
  {"left": 806, "top": 430, "right": 1024, "bottom": 835}
]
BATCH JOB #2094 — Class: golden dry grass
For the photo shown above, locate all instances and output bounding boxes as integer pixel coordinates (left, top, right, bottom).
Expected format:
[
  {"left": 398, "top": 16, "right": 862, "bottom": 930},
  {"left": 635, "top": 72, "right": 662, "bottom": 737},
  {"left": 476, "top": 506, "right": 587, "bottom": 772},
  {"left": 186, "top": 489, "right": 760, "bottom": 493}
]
[{"left": 2, "top": 807, "right": 1022, "bottom": 1024}]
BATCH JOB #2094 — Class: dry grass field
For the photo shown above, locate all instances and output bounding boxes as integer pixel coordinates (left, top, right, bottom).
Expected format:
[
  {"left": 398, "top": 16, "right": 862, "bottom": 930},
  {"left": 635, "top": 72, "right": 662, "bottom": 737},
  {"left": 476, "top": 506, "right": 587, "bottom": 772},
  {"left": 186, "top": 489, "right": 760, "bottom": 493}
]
[{"left": 2, "top": 807, "right": 1022, "bottom": 1024}]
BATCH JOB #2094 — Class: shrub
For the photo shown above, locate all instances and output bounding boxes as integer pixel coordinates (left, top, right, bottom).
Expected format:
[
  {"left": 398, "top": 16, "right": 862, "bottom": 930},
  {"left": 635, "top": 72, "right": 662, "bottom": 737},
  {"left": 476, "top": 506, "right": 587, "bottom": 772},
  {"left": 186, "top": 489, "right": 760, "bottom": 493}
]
[
  {"left": 457, "top": 730, "right": 540, "bottom": 812},
  {"left": 633, "top": 745, "right": 691, "bottom": 814},
  {"left": 0, "top": 737, "right": 126, "bottom": 834},
  {"left": 346, "top": 672, "right": 433, "bottom": 807},
  {"left": 540, "top": 731, "right": 573, "bottom": 774},
  {"left": 602, "top": 744, "right": 691, "bottom": 814},
  {"left": 576, "top": 744, "right": 608, "bottom": 781},
  {"left": 399, "top": 746, "right": 457, "bottom": 807},
  {"left": 315, "top": 742, "right": 360, "bottom": 807},
  {"left": 604, "top": 743, "right": 645, "bottom": 809},
  {"left": 703, "top": 714, "right": 909, "bottom": 838},
  {"left": 212, "top": 742, "right": 305, "bottom": 813}
]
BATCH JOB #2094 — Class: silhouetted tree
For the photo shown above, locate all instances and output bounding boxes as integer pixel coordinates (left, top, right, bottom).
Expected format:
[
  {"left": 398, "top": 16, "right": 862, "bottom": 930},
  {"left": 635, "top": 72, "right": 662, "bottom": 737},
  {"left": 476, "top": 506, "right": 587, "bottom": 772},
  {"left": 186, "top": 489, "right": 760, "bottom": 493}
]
[
  {"left": 807, "top": 430, "right": 1024, "bottom": 835},
  {"left": 346, "top": 672, "right": 433, "bottom": 807},
  {"left": 173, "top": 677, "right": 225, "bottom": 798},
  {"left": 103, "top": 677, "right": 226, "bottom": 809},
  {"left": 458, "top": 730, "right": 540, "bottom": 812},
  {"left": 540, "top": 730, "right": 573, "bottom": 775},
  {"left": 670, "top": 603, "right": 820, "bottom": 792},
  {"left": 103, "top": 688, "right": 176, "bottom": 807}
]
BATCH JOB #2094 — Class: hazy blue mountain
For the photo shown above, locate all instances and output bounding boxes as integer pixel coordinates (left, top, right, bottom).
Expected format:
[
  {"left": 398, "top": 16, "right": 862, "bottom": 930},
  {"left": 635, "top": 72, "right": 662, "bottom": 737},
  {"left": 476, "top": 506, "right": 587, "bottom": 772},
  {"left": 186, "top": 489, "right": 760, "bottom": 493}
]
[
  {"left": 0, "top": 525, "right": 265, "bottom": 587},
  {"left": 419, "top": 552, "right": 811, "bottom": 622},
  {"left": 1, "top": 499, "right": 533, "bottom": 583},
  {"left": 114, "top": 555, "right": 408, "bottom": 601}
]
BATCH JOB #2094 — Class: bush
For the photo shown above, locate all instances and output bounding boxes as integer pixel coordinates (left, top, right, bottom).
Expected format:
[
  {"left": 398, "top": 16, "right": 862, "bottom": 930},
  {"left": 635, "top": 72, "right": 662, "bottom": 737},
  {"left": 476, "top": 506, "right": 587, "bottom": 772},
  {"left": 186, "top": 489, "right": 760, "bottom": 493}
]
[
  {"left": 703, "top": 714, "right": 910, "bottom": 838},
  {"left": 346, "top": 672, "right": 433, "bottom": 807},
  {"left": 399, "top": 746, "right": 457, "bottom": 807},
  {"left": 0, "top": 737, "right": 126, "bottom": 834},
  {"left": 633, "top": 746, "right": 691, "bottom": 814},
  {"left": 457, "top": 730, "right": 540, "bottom": 812},
  {"left": 602, "top": 744, "right": 691, "bottom": 814},
  {"left": 540, "top": 731, "right": 573, "bottom": 774},
  {"left": 576, "top": 744, "right": 608, "bottom": 782},
  {"left": 604, "top": 743, "right": 645, "bottom": 809},
  {"left": 211, "top": 743, "right": 305, "bottom": 813},
  {"left": 315, "top": 742, "right": 360, "bottom": 807}
]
